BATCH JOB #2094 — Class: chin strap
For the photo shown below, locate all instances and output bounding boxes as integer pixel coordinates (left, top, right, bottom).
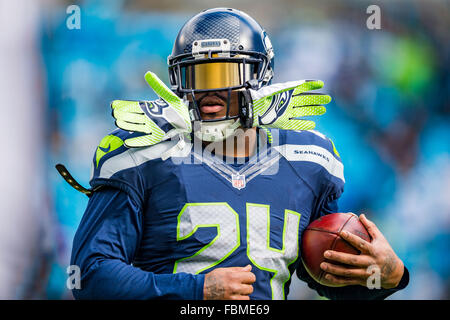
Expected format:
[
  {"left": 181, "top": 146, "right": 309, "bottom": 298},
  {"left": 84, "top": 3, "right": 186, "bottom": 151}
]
[
  {"left": 193, "top": 119, "right": 241, "bottom": 142},
  {"left": 160, "top": 133, "right": 192, "bottom": 160},
  {"left": 239, "top": 88, "right": 254, "bottom": 128}
]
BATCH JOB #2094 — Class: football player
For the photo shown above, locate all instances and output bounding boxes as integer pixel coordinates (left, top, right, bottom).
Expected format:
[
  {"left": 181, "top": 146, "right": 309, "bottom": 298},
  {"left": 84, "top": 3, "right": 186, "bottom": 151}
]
[{"left": 68, "top": 8, "right": 409, "bottom": 300}]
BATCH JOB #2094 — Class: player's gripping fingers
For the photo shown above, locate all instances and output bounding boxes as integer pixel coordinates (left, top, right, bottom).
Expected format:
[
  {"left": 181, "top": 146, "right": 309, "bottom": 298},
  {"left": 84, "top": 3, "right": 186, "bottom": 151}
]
[
  {"left": 239, "top": 284, "right": 254, "bottom": 296},
  {"left": 323, "top": 273, "right": 365, "bottom": 287},
  {"left": 203, "top": 265, "right": 255, "bottom": 300},
  {"left": 228, "top": 282, "right": 254, "bottom": 296},
  {"left": 323, "top": 250, "right": 374, "bottom": 268},
  {"left": 230, "top": 266, "right": 255, "bottom": 297},
  {"left": 225, "top": 265, "right": 251, "bottom": 272},
  {"left": 340, "top": 230, "right": 373, "bottom": 255},
  {"left": 233, "top": 265, "right": 256, "bottom": 284},
  {"left": 359, "top": 214, "right": 383, "bottom": 240},
  {"left": 227, "top": 267, "right": 255, "bottom": 296},
  {"left": 320, "top": 262, "right": 371, "bottom": 280}
]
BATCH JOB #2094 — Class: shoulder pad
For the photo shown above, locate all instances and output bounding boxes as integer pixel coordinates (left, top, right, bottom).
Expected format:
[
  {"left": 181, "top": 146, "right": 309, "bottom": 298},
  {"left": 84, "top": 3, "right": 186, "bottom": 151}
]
[
  {"left": 273, "top": 129, "right": 344, "bottom": 183},
  {"left": 91, "top": 129, "right": 188, "bottom": 182}
]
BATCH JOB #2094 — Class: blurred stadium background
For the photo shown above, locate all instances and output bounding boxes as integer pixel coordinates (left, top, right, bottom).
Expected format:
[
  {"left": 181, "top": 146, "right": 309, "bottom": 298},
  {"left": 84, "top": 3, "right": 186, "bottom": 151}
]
[{"left": 0, "top": 0, "right": 448, "bottom": 299}]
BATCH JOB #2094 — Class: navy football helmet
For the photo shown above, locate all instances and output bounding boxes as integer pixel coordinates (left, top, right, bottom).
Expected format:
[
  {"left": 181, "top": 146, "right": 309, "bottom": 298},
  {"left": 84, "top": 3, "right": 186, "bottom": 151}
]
[{"left": 168, "top": 8, "right": 274, "bottom": 140}]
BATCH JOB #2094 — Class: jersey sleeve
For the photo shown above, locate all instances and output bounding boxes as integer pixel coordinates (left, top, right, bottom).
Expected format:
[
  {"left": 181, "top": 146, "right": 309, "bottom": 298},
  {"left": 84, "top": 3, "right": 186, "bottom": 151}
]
[
  {"left": 307, "top": 130, "right": 345, "bottom": 222},
  {"left": 310, "top": 170, "right": 344, "bottom": 222},
  {"left": 70, "top": 187, "right": 205, "bottom": 300},
  {"left": 275, "top": 129, "right": 345, "bottom": 222}
]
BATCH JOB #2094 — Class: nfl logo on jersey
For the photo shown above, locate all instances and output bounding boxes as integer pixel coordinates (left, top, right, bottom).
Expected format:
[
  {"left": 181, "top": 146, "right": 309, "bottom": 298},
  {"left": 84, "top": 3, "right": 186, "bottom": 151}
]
[{"left": 231, "top": 174, "right": 246, "bottom": 190}]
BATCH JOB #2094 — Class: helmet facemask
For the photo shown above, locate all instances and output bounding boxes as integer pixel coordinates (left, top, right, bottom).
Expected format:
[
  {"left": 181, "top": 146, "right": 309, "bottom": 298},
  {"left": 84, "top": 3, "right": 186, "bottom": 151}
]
[{"left": 168, "top": 39, "right": 272, "bottom": 141}]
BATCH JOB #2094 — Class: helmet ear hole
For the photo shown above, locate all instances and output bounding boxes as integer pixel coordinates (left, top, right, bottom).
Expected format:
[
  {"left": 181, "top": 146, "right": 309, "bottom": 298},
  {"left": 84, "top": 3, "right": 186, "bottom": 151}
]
[{"left": 263, "top": 67, "right": 274, "bottom": 86}]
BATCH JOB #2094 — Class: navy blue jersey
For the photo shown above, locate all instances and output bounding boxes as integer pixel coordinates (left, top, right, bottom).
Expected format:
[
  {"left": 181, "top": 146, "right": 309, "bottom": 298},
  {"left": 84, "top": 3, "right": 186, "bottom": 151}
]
[{"left": 71, "top": 128, "right": 408, "bottom": 300}]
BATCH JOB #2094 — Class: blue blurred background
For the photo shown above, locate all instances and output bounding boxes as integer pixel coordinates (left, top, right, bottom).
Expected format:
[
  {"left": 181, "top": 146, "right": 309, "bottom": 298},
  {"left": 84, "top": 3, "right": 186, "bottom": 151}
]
[{"left": 0, "top": 0, "right": 448, "bottom": 299}]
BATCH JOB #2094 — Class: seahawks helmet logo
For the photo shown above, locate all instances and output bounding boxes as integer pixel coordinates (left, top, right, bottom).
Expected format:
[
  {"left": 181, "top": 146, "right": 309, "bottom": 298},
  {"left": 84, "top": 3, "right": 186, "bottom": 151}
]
[
  {"left": 258, "top": 90, "right": 293, "bottom": 125},
  {"left": 262, "top": 30, "right": 274, "bottom": 60}
]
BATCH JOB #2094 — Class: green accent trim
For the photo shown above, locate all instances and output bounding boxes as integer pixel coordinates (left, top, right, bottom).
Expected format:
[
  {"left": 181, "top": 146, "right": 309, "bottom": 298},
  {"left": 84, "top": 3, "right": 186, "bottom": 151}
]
[
  {"left": 173, "top": 202, "right": 240, "bottom": 275},
  {"left": 246, "top": 203, "right": 301, "bottom": 300},
  {"left": 95, "top": 134, "right": 124, "bottom": 168},
  {"left": 172, "top": 201, "right": 301, "bottom": 300},
  {"left": 330, "top": 139, "right": 341, "bottom": 158},
  {"left": 260, "top": 127, "right": 273, "bottom": 144},
  {"left": 282, "top": 209, "right": 302, "bottom": 297}
]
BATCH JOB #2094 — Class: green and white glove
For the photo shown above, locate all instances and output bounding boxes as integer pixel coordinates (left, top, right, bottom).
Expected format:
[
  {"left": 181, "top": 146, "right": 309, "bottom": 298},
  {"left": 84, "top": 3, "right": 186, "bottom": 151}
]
[
  {"left": 112, "top": 72, "right": 331, "bottom": 147},
  {"left": 250, "top": 79, "right": 331, "bottom": 130},
  {"left": 111, "top": 71, "right": 191, "bottom": 148}
]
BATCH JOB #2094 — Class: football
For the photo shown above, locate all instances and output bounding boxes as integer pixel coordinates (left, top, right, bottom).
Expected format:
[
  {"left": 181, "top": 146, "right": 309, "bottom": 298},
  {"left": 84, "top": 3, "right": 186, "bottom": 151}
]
[{"left": 301, "top": 212, "right": 371, "bottom": 287}]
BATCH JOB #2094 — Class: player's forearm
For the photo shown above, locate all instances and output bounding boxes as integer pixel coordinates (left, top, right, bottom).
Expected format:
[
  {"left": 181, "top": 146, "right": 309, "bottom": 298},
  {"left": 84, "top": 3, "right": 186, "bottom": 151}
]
[{"left": 72, "top": 258, "right": 205, "bottom": 300}]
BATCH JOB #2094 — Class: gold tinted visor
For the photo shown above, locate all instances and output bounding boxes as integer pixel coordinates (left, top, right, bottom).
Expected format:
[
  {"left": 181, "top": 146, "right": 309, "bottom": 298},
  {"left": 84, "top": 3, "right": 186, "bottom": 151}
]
[{"left": 182, "top": 61, "right": 256, "bottom": 90}]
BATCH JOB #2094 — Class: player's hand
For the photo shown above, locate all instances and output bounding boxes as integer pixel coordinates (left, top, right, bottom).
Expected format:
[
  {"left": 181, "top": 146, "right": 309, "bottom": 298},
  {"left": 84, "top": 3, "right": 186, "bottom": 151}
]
[
  {"left": 319, "top": 214, "right": 405, "bottom": 289},
  {"left": 249, "top": 80, "right": 331, "bottom": 130},
  {"left": 203, "top": 265, "right": 256, "bottom": 300},
  {"left": 111, "top": 71, "right": 191, "bottom": 148}
]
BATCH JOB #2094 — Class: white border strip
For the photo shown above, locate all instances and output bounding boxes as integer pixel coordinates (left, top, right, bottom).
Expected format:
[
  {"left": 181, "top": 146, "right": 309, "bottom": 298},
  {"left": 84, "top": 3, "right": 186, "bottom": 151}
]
[{"left": 273, "top": 144, "right": 345, "bottom": 182}]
